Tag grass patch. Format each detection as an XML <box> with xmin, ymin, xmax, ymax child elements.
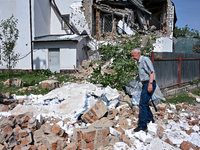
<box><xmin>192</xmin><ymin>88</ymin><xmax>200</xmax><ymax>96</ymax></box>
<box><xmin>0</xmin><ymin>70</ymin><xmax>80</xmax><ymax>95</ymax></box>
<box><xmin>165</xmin><ymin>93</ymin><xmax>196</xmax><ymax>105</ymax></box>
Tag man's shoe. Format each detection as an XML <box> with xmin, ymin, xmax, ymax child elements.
<box><xmin>147</xmin><ymin>120</ymin><xmax>155</xmax><ymax>123</ymax></box>
<box><xmin>134</xmin><ymin>126</ymin><xmax>147</xmax><ymax>132</ymax></box>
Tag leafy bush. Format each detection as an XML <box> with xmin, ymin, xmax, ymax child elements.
<box><xmin>89</xmin><ymin>33</ymin><xmax>155</xmax><ymax>91</ymax></box>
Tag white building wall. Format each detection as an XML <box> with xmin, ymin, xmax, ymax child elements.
<box><xmin>34</xmin><ymin>41</ymin><xmax>78</xmax><ymax>70</ymax></box>
<box><xmin>50</xmin><ymin>0</ymin><xmax>78</xmax><ymax>35</ymax></box>
<box><xmin>0</xmin><ymin>0</ymin><xmax>32</xmax><ymax>69</ymax></box>
<box><xmin>153</xmin><ymin>37</ymin><xmax>173</xmax><ymax>52</ymax></box>
<box><xmin>76</xmin><ymin>38</ymin><xmax>88</xmax><ymax>67</ymax></box>
<box><xmin>34</xmin><ymin>0</ymin><xmax>51</xmax><ymax>37</ymax></box>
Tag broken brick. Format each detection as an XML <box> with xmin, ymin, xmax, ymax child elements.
<box><xmin>51</xmin><ymin>124</ymin><xmax>61</xmax><ymax>135</ymax></box>
<box><xmin>81</xmin><ymin>100</ymin><xmax>107</xmax><ymax>123</ymax></box>
<box><xmin>38</xmin><ymin>145</ymin><xmax>48</xmax><ymax>150</ymax></box>
<box><xmin>0</xmin><ymin>105</ymin><xmax>9</xmax><ymax>112</ymax></box>
<box><xmin>18</xmin><ymin>130</ymin><xmax>28</xmax><ymax>138</ymax></box>
<box><xmin>180</xmin><ymin>141</ymin><xmax>199</xmax><ymax>150</ymax></box>
<box><xmin>2</xmin><ymin>125</ymin><xmax>13</xmax><ymax>141</ymax></box>
<box><xmin>21</xmin><ymin>134</ymin><xmax>32</xmax><ymax>146</ymax></box>
<box><xmin>64</xmin><ymin>142</ymin><xmax>77</xmax><ymax>150</ymax></box>
<box><xmin>0</xmin><ymin>144</ymin><xmax>6</xmax><ymax>150</ymax></box>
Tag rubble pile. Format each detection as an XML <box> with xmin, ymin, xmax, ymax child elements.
<box><xmin>0</xmin><ymin>82</ymin><xmax>199</xmax><ymax>150</ymax></box>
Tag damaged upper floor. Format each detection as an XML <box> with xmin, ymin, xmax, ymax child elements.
<box><xmin>80</xmin><ymin>0</ymin><xmax>177</xmax><ymax>40</ymax></box>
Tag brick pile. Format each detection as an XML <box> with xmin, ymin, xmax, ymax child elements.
<box><xmin>0</xmin><ymin>92</ymin><xmax>199</xmax><ymax>149</ymax></box>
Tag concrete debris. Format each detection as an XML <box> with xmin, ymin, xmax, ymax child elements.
<box><xmin>2</xmin><ymin>78</ymin><xmax>23</xmax><ymax>87</ymax></box>
<box><xmin>0</xmin><ymin>82</ymin><xmax>199</xmax><ymax>149</ymax></box>
<box><xmin>41</xmin><ymin>79</ymin><xmax>59</xmax><ymax>90</ymax></box>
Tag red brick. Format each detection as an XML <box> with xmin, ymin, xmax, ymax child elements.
<box><xmin>0</xmin><ymin>145</ymin><xmax>6</xmax><ymax>150</ymax></box>
<box><xmin>188</xmin><ymin>120</ymin><xmax>192</xmax><ymax>126</ymax></box>
<box><xmin>86</xmin><ymin>141</ymin><xmax>94</xmax><ymax>150</ymax></box>
<box><xmin>56</xmin><ymin>139</ymin><xmax>66</xmax><ymax>149</ymax></box>
<box><xmin>186</xmin><ymin>128</ymin><xmax>195</xmax><ymax>135</ymax></box>
<box><xmin>21</xmin><ymin>122</ymin><xmax>28</xmax><ymax>128</ymax></box>
<box><xmin>191</xmin><ymin>120</ymin><xmax>198</xmax><ymax>125</ymax></box>
<box><xmin>25</xmin><ymin>116</ymin><xmax>31</xmax><ymax>122</ymax></box>
<box><xmin>83</xmin><ymin>130</ymin><xmax>96</xmax><ymax>142</ymax></box>
<box><xmin>30</xmin><ymin>145</ymin><xmax>37</xmax><ymax>150</ymax></box>
<box><xmin>0</xmin><ymin>105</ymin><xmax>9</xmax><ymax>112</ymax></box>
<box><xmin>81</xmin><ymin>100</ymin><xmax>107</xmax><ymax>123</ymax></box>
<box><xmin>64</xmin><ymin>142</ymin><xmax>77</xmax><ymax>150</ymax></box>
<box><xmin>114</xmin><ymin>126</ymin><xmax>125</xmax><ymax>135</ymax></box>
<box><xmin>9</xmin><ymin>103</ymin><xmax>17</xmax><ymax>109</ymax></box>
<box><xmin>38</xmin><ymin>145</ymin><xmax>48</xmax><ymax>150</ymax></box>
<box><xmin>21</xmin><ymin>135</ymin><xmax>32</xmax><ymax>146</ymax></box>
<box><xmin>157</xmin><ymin>126</ymin><xmax>164</xmax><ymax>138</ymax></box>
<box><xmin>164</xmin><ymin>138</ymin><xmax>173</xmax><ymax>146</ymax></box>
<box><xmin>51</xmin><ymin>124</ymin><xmax>61</xmax><ymax>135</ymax></box>
<box><xmin>18</xmin><ymin>130</ymin><xmax>28</xmax><ymax>138</ymax></box>
<box><xmin>52</xmin><ymin>142</ymin><xmax>57</xmax><ymax>150</ymax></box>
<box><xmin>2</xmin><ymin>125</ymin><xmax>13</xmax><ymax>140</ymax></box>
<box><xmin>13</xmin><ymin>145</ymin><xmax>22</xmax><ymax>150</ymax></box>
<box><xmin>180</xmin><ymin>141</ymin><xmax>198</xmax><ymax>150</ymax></box>
<box><xmin>113</xmin><ymin>109</ymin><xmax>118</xmax><ymax>117</ymax></box>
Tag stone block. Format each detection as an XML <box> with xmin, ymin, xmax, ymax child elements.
<box><xmin>81</xmin><ymin>100</ymin><xmax>108</xmax><ymax>123</ymax></box>
<box><xmin>38</xmin><ymin>145</ymin><xmax>48</xmax><ymax>150</ymax></box>
<box><xmin>30</xmin><ymin>145</ymin><xmax>37</xmax><ymax>150</ymax></box>
<box><xmin>119</xmin><ymin>116</ymin><xmax>129</xmax><ymax>130</ymax></box>
<box><xmin>8</xmin><ymin>135</ymin><xmax>18</xmax><ymax>148</ymax></box>
<box><xmin>21</xmin><ymin>145</ymin><xmax>32</xmax><ymax>150</ymax></box>
<box><xmin>157</xmin><ymin>125</ymin><xmax>164</xmax><ymax>138</ymax></box>
<box><xmin>0</xmin><ymin>131</ymin><xmax>7</xmax><ymax>144</ymax></box>
<box><xmin>56</xmin><ymin>139</ymin><xmax>67</xmax><ymax>150</ymax></box>
<box><xmin>90</xmin><ymin>117</ymin><xmax>114</xmax><ymax>128</ymax></box>
<box><xmin>40</xmin><ymin>122</ymin><xmax>53</xmax><ymax>134</ymax></box>
<box><xmin>18</xmin><ymin>130</ymin><xmax>28</xmax><ymax>138</ymax></box>
<box><xmin>0</xmin><ymin>144</ymin><xmax>6</xmax><ymax>150</ymax></box>
<box><xmin>11</xmin><ymin>78</ymin><xmax>23</xmax><ymax>87</ymax></box>
<box><xmin>64</xmin><ymin>142</ymin><xmax>77</xmax><ymax>150</ymax></box>
<box><xmin>43</xmin><ymin>133</ymin><xmax>59</xmax><ymax>150</ymax></box>
<box><xmin>41</xmin><ymin>80</ymin><xmax>59</xmax><ymax>90</ymax></box>
<box><xmin>13</xmin><ymin>145</ymin><xmax>22</xmax><ymax>150</ymax></box>
<box><xmin>51</xmin><ymin>124</ymin><xmax>61</xmax><ymax>135</ymax></box>
<box><xmin>147</xmin><ymin>137</ymin><xmax>179</xmax><ymax>150</ymax></box>
<box><xmin>109</xmin><ymin>136</ymin><xmax>120</xmax><ymax>145</ymax></box>
<box><xmin>0</xmin><ymin>105</ymin><xmax>9</xmax><ymax>112</ymax></box>
<box><xmin>81</xmin><ymin>60</ymin><xmax>91</xmax><ymax>69</ymax></box>
<box><xmin>34</xmin><ymin>129</ymin><xmax>45</xmax><ymax>147</ymax></box>
<box><xmin>122</xmin><ymin>134</ymin><xmax>132</xmax><ymax>147</ymax></box>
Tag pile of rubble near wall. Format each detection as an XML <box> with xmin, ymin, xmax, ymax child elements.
<box><xmin>0</xmin><ymin>89</ymin><xmax>200</xmax><ymax>150</ymax></box>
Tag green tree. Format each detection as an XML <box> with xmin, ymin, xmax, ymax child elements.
<box><xmin>174</xmin><ymin>24</ymin><xmax>200</xmax><ymax>38</ymax></box>
<box><xmin>192</xmin><ymin>39</ymin><xmax>200</xmax><ymax>54</ymax></box>
<box><xmin>0</xmin><ymin>15</ymin><xmax>20</xmax><ymax>84</ymax></box>
<box><xmin>89</xmin><ymin>33</ymin><xmax>155</xmax><ymax>91</ymax></box>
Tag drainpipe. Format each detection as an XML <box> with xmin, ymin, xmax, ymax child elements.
<box><xmin>29</xmin><ymin>0</ymin><xmax>33</xmax><ymax>71</ymax></box>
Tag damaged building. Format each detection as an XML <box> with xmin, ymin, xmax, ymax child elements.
<box><xmin>82</xmin><ymin>0</ymin><xmax>177</xmax><ymax>52</ymax></box>
<box><xmin>0</xmin><ymin>0</ymin><xmax>177</xmax><ymax>72</ymax></box>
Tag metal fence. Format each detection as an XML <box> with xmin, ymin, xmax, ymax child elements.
<box><xmin>151</xmin><ymin>52</ymin><xmax>200</xmax><ymax>89</ymax></box>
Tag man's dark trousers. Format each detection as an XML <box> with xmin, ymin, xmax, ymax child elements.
<box><xmin>138</xmin><ymin>82</ymin><xmax>156</xmax><ymax>128</ymax></box>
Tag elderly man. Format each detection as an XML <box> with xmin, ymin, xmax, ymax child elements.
<box><xmin>131</xmin><ymin>48</ymin><xmax>156</xmax><ymax>132</ymax></box>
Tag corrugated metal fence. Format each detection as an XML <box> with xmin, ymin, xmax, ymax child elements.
<box><xmin>151</xmin><ymin>52</ymin><xmax>200</xmax><ymax>89</ymax></box>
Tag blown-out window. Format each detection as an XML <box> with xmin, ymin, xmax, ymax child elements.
<box><xmin>62</xmin><ymin>14</ymin><xmax>70</xmax><ymax>30</ymax></box>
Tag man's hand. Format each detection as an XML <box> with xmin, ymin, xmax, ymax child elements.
<box><xmin>148</xmin><ymin>83</ymin><xmax>153</xmax><ymax>93</ymax></box>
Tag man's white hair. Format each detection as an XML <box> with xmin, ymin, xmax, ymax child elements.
<box><xmin>133</xmin><ymin>48</ymin><xmax>141</xmax><ymax>53</ymax></box>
